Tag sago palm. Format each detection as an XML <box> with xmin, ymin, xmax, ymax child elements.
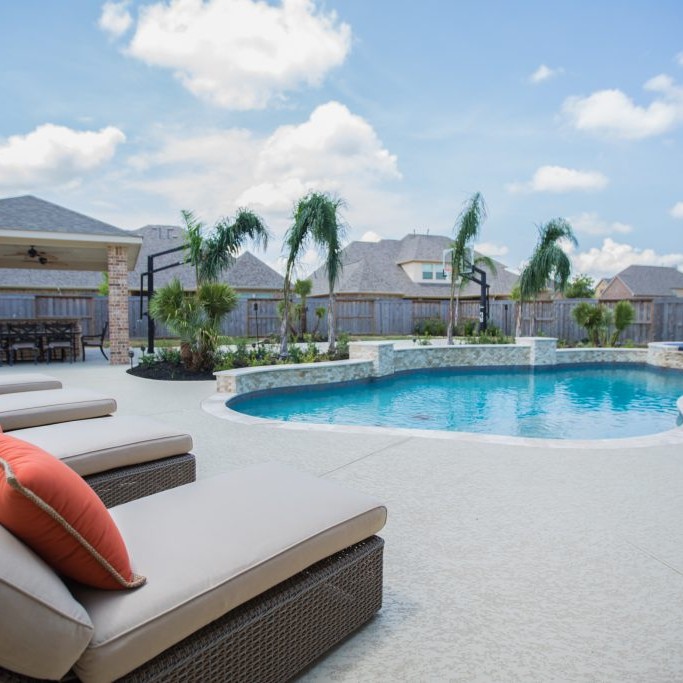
<box><xmin>150</xmin><ymin>208</ymin><xmax>269</xmax><ymax>371</ymax></box>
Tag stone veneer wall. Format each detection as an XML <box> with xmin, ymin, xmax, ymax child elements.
<box><xmin>216</xmin><ymin>359</ymin><xmax>373</xmax><ymax>395</ymax></box>
<box><xmin>215</xmin><ymin>337</ymin><xmax>677</xmax><ymax>396</ymax></box>
<box><xmin>556</xmin><ymin>348</ymin><xmax>648</xmax><ymax>364</ymax></box>
<box><xmin>107</xmin><ymin>245</ymin><xmax>130</xmax><ymax>365</ymax></box>
<box><xmin>392</xmin><ymin>344</ymin><xmax>529</xmax><ymax>371</ymax></box>
<box><xmin>647</xmin><ymin>342</ymin><xmax>683</xmax><ymax>370</ymax></box>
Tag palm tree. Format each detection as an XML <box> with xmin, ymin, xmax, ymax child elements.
<box><xmin>280</xmin><ymin>193</ymin><xmax>347</xmax><ymax>355</ymax></box>
<box><xmin>149</xmin><ymin>278</ymin><xmax>238</xmax><ymax>371</ymax></box>
<box><xmin>447</xmin><ymin>192</ymin><xmax>487</xmax><ymax>345</ymax></box>
<box><xmin>150</xmin><ymin>208</ymin><xmax>269</xmax><ymax>371</ymax></box>
<box><xmin>515</xmin><ymin>218</ymin><xmax>577</xmax><ymax>337</ymax></box>
<box><xmin>293</xmin><ymin>278</ymin><xmax>313</xmax><ymax>340</ymax></box>
<box><xmin>182</xmin><ymin>208</ymin><xmax>269</xmax><ymax>285</ymax></box>
<box><xmin>610</xmin><ymin>300</ymin><xmax>635</xmax><ymax>346</ymax></box>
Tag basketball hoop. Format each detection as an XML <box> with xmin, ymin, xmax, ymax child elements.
<box><xmin>442</xmin><ymin>248</ymin><xmax>453</xmax><ymax>280</ymax></box>
<box><xmin>462</xmin><ymin>245</ymin><xmax>475</xmax><ymax>275</ymax></box>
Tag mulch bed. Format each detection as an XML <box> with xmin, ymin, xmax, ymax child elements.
<box><xmin>127</xmin><ymin>361</ymin><xmax>215</xmax><ymax>381</ymax></box>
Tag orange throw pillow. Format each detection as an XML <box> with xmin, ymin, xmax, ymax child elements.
<box><xmin>0</xmin><ymin>433</ymin><xmax>145</xmax><ymax>590</ymax></box>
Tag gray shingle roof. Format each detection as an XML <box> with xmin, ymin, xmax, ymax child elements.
<box><xmin>614</xmin><ymin>265</ymin><xmax>683</xmax><ymax>297</ymax></box>
<box><xmin>0</xmin><ymin>195</ymin><xmax>130</xmax><ymax>236</ymax></box>
<box><xmin>395</xmin><ymin>233</ymin><xmax>452</xmax><ymax>263</ymax></box>
<box><xmin>309</xmin><ymin>234</ymin><xmax>518</xmax><ymax>299</ymax></box>
<box><xmin>0</xmin><ymin>223</ymin><xmax>284</xmax><ymax>293</ymax></box>
<box><xmin>130</xmin><ymin>225</ymin><xmax>283</xmax><ymax>292</ymax></box>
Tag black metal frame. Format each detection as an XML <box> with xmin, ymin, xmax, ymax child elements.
<box><xmin>461</xmin><ymin>265</ymin><xmax>490</xmax><ymax>331</ymax></box>
<box><xmin>138</xmin><ymin>246</ymin><xmax>185</xmax><ymax>354</ymax></box>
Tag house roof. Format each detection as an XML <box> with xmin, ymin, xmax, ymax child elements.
<box><xmin>395</xmin><ymin>233</ymin><xmax>452</xmax><ymax>264</ymax></box>
<box><xmin>0</xmin><ymin>195</ymin><xmax>141</xmax><ymax>270</ymax></box>
<box><xmin>130</xmin><ymin>224</ymin><xmax>284</xmax><ymax>292</ymax></box>
<box><xmin>309</xmin><ymin>234</ymin><xmax>518</xmax><ymax>299</ymax></box>
<box><xmin>0</xmin><ymin>223</ymin><xmax>284</xmax><ymax>293</ymax></box>
<box><xmin>609</xmin><ymin>265</ymin><xmax>683</xmax><ymax>297</ymax></box>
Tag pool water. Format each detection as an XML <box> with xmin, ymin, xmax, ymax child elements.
<box><xmin>229</xmin><ymin>364</ymin><xmax>683</xmax><ymax>439</ymax></box>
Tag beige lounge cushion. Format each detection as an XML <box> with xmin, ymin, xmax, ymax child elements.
<box><xmin>11</xmin><ymin>416</ymin><xmax>193</xmax><ymax>476</ymax></box>
<box><xmin>0</xmin><ymin>373</ymin><xmax>62</xmax><ymax>395</ymax></box>
<box><xmin>71</xmin><ymin>462</ymin><xmax>387</xmax><ymax>683</ymax></box>
<box><xmin>0</xmin><ymin>388</ymin><xmax>116</xmax><ymax>431</ymax></box>
<box><xmin>0</xmin><ymin>524</ymin><xmax>94</xmax><ymax>679</ymax></box>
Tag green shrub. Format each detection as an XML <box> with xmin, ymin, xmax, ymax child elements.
<box><xmin>463</xmin><ymin>319</ymin><xmax>477</xmax><ymax>336</ymax></box>
<box><xmin>414</xmin><ymin>317</ymin><xmax>446</xmax><ymax>336</ymax></box>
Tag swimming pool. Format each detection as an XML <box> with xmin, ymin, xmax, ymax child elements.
<box><xmin>228</xmin><ymin>364</ymin><xmax>683</xmax><ymax>440</ymax></box>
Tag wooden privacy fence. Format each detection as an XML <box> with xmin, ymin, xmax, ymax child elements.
<box><xmin>1</xmin><ymin>294</ymin><xmax>682</xmax><ymax>344</ymax></box>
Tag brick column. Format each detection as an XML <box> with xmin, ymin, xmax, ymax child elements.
<box><xmin>107</xmin><ymin>245</ymin><xmax>130</xmax><ymax>365</ymax></box>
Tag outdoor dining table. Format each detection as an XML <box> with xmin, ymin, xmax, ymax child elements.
<box><xmin>0</xmin><ymin>318</ymin><xmax>82</xmax><ymax>364</ymax></box>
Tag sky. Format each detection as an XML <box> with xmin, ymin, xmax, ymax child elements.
<box><xmin>1</xmin><ymin>0</ymin><xmax>682</xmax><ymax>281</ymax></box>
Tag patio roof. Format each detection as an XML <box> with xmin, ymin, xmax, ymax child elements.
<box><xmin>0</xmin><ymin>195</ymin><xmax>141</xmax><ymax>271</ymax></box>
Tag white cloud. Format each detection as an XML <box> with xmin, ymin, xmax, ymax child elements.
<box><xmin>529</xmin><ymin>64</ymin><xmax>562</xmax><ymax>84</ymax></box>
<box><xmin>507</xmin><ymin>165</ymin><xmax>608</xmax><ymax>194</ymax></box>
<box><xmin>569</xmin><ymin>212</ymin><xmax>633</xmax><ymax>236</ymax></box>
<box><xmin>360</xmin><ymin>231</ymin><xmax>382</xmax><ymax>242</ymax></box>
<box><xmin>475</xmin><ymin>241</ymin><xmax>509</xmax><ymax>258</ymax></box>
<box><xmin>677</xmin><ymin>52</ymin><xmax>683</xmax><ymax>67</ymax></box>
<box><xmin>127</xmin><ymin>101</ymin><xmax>404</xmax><ymax>258</ymax></box>
<box><xmin>562</xmin><ymin>74</ymin><xmax>683</xmax><ymax>139</ymax></box>
<box><xmin>0</xmin><ymin>124</ymin><xmax>126</xmax><ymax>189</ymax></box>
<box><xmin>98</xmin><ymin>1</ymin><xmax>133</xmax><ymax>38</ymax></box>
<box><xmin>568</xmin><ymin>238</ymin><xmax>683</xmax><ymax>279</ymax></box>
<box><xmin>122</xmin><ymin>0</ymin><xmax>351</xmax><ymax>109</ymax></box>
<box><xmin>670</xmin><ymin>201</ymin><xmax>683</xmax><ymax>218</ymax></box>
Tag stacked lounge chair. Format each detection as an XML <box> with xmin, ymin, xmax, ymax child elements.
<box><xmin>0</xmin><ymin>375</ymin><xmax>196</xmax><ymax>506</ymax></box>
<box><xmin>0</xmin><ymin>375</ymin><xmax>387</xmax><ymax>682</ymax></box>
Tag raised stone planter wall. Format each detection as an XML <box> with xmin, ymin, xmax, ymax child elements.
<box><xmin>557</xmin><ymin>348</ymin><xmax>648</xmax><ymax>364</ymax></box>
<box><xmin>215</xmin><ymin>337</ymin><xmax>677</xmax><ymax>396</ymax></box>
<box><xmin>648</xmin><ymin>342</ymin><xmax>683</xmax><ymax>370</ymax></box>
<box><xmin>392</xmin><ymin>344</ymin><xmax>530</xmax><ymax>371</ymax></box>
<box><xmin>215</xmin><ymin>359</ymin><xmax>373</xmax><ymax>395</ymax></box>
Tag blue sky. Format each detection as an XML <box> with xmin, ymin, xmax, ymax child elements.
<box><xmin>1</xmin><ymin>0</ymin><xmax>682</xmax><ymax>279</ymax></box>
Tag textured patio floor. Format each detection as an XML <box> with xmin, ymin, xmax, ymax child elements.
<box><xmin>3</xmin><ymin>355</ymin><xmax>683</xmax><ymax>682</ymax></box>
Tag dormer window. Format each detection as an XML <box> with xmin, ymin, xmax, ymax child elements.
<box><xmin>421</xmin><ymin>264</ymin><xmax>447</xmax><ymax>281</ymax></box>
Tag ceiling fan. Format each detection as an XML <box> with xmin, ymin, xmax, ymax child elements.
<box><xmin>24</xmin><ymin>245</ymin><xmax>53</xmax><ymax>265</ymax></box>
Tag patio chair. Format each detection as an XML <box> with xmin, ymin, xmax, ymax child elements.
<box><xmin>81</xmin><ymin>321</ymin><xmax>108</xmax><ymax>361</ymax></box>
<box><xmin>0</xmin><ymin>462</ymin><xmax>386</xmax><ymax>682</ymax></box>
<box><xmin>44</xmin><ymin>321</ymin><xmax>78</xmax><ymax>363</ymax></box>
<box><xmin>7</xmin><ymin>323</ymin><xmax>40</xmax><ymax>365</ymax></box>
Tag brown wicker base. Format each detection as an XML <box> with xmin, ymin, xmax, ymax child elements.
<box><xmin>0</xmin><ymin>536</ymin><xmax>384</xmax><ymax>683</ymax></box>
<box><xmin>84</xmin><ymin>453</ymin><xmax>196</xmax><ymax>508</ymax></box>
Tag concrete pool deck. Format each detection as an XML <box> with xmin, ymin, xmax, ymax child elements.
<box><xmin>3</xmin><ymin>356</ymin><xmax>683</xmax><ymax>681</ymax></box>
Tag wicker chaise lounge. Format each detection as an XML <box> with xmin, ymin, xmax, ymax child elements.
<box><xmin>0</xmin><ymin>462</ymin><xmax>387</xmax><ymax>682</ymax></box>
<box><xmin>0</xmin><ymin>379</ymin><xmax>196</xmax><ymax>506</ymax></box>
<box><xmin>8</xmin><ymin>415</ymin><xmax>196</xmax><ymax>507</ymax></box>
<box><xmin>0</xmin><ymin>373</ymin><xmax>62</xmax><ymax>395</ymax></box>
<box><xmin>0</xmin><ymin>388</ymin><xmax>116</xmax><ymax>431</ymax></box>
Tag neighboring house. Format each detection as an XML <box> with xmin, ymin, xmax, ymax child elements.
<box><xmin>308</xmin><ymin>233</ymin><xmax>518</xmax><ymax>300</ymax></box>
<box><xmin>130</xmin><ymin>225</ymin><xmax>284</xmax><ymax>297</ymax></box>
<box><xmin>0</xmin><ymin>223</ymin><xmax>284</xmax><ymax>298</ymax></box>
<box><xmin>593</xmin><ymin>277</ymin><xmax>611</xmax><ymax>298</ymax></box>
<box><xmin>599</xmin><ymin>265</ymin><xmax>683</xmax><ymax>300</ymax></box>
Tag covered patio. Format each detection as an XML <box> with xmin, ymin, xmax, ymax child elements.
<box><xmin>0</xmin><ymin>195</ymin><xmax>141</xmax><ymax>364</ymax></box>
